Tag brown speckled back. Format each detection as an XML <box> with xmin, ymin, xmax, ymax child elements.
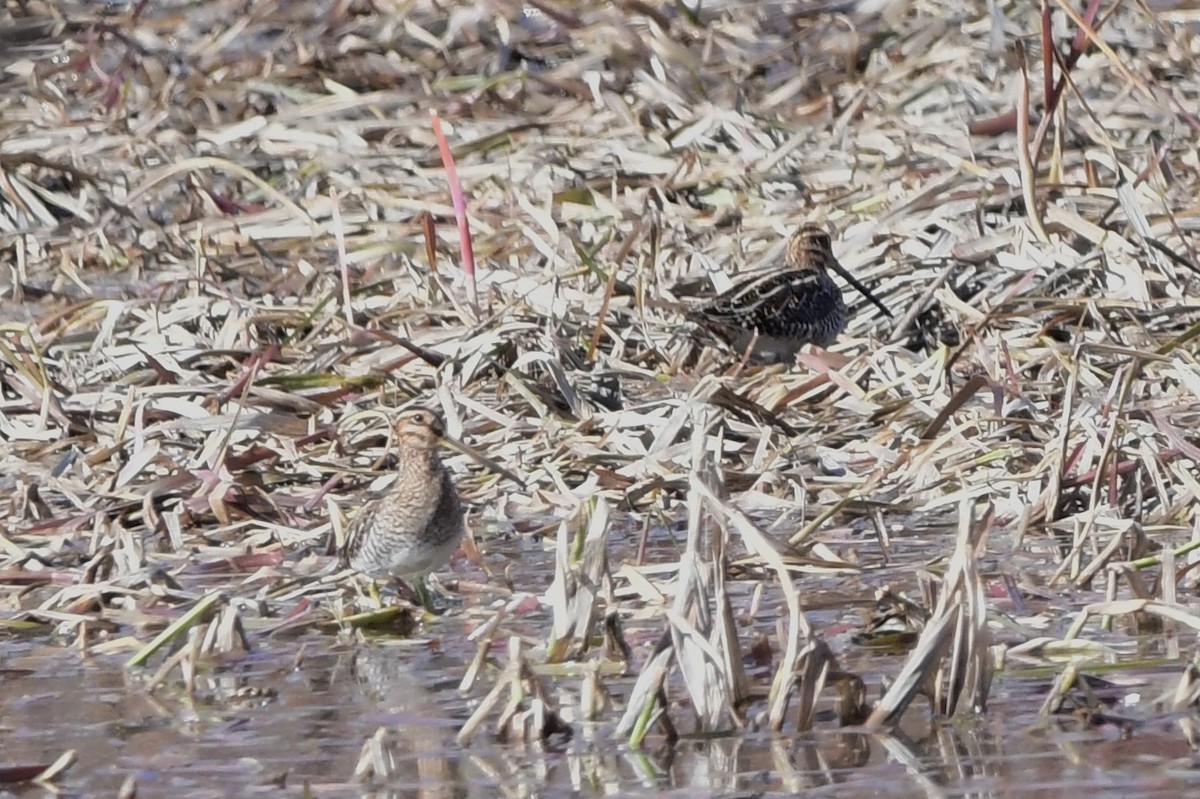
<box><xmin>341</xmin><ymin>408</ymin><xmax>465</xmax><ymax>578</ymax></box>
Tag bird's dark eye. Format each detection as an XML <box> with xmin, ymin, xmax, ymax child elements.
<box><xmin>413</xmin><ymin>412</ymin><xmax>426</xmax><ymax>424</ymax></box>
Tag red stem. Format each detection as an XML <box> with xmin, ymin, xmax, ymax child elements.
<box><xmin>430</xmin><ymin>110</ymin><xmax>479</xmax><ymax>316</ymax></box>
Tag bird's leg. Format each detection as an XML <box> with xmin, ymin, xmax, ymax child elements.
<box><xmin>409</xmin><ymin>574</ymin><xmax>457</xmax><ymax>616</ymax></box>
<box><xmin>367</xmin><ymin>579</ymin><xmax>384</xmax><ymax>610</ymax></box>
<box><xmin>389</xmin><ymin>576</ymin><xmax>440</xmax><ymax>615</ymax></box>
<box><xmin>390</xmin><ymin>576</ymin><xmax>421</xmax><ymax>605</ymax></box>
<box><xmin>413</xmin><ymin>577</ymin><xmax>438</xmax><ymax>615</ymax></box>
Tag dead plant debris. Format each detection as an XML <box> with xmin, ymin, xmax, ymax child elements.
<box><xmin>3</xmin><ymin>0</ymin><xmax>1200</xmax><ymax>789</ymax></box>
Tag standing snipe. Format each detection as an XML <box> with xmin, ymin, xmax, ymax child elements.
<box><xmin>340</xmin><ymin>408</ymin><xmax>465</xmax><ymax>603</ymax></box>
<box><xmin>687</xmin><ymin>225</ymin><xmax>892</xmax><ymax>361</ymax></box>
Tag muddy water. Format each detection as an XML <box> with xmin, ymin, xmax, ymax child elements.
<box><xmin>0</xmin><ymin>507</ymin><xmax>1191</xmax><ymax>796</ymax></box>
<box><xmin>4</xmin><ymin>552</ymin><xmax>1199</xmax><ymax>799</ymax></box>
<box><xmin>2</xmin><ymin>635</ymin><xmax>1198</xmax><ymax>798</ymax></box>
<box><xmin>3</xmin><ymin>633</ymin><xmax>468</xmax><ymax>797</ymax></box>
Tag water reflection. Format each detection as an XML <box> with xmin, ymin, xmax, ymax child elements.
<box><xmin>456</xmin><ymin>723</ymin><xmax>985</xmax><ymax>797</ymax></box>
<box><xmin>347</xmin><ymin>645</ymin><xmax>467</xmax><ymax>799</ymax></box>
<box><xmin>4</xmin><ymin>634</ymin><xmax>1200</xmax><ymax>797</ymax></box>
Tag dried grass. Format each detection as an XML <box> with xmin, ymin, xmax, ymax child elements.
<box><xmin>4</xmin><ymin>0</ymin><xmax>1200</xmax><ymax>767</ymax></box>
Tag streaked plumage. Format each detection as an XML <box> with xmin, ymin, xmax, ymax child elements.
<box><xmin>687</xmin><ymin>226</ymin><xmax>892</xmax><ymax>361</ymax></box>
<box><xmin>340</xmin><ymin>409</ymin><xmax>464</xmax><ymax>582</ymax></box>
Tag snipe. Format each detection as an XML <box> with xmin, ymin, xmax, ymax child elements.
<box><xmin>687</xmin><ymin>225</ymin><xmax>892</xmax><ymax>361</ymax></box>
<box><xmin>340</xmin><ymin>408</ymin><xmax>465</xmax><ymax>604</ymax></box>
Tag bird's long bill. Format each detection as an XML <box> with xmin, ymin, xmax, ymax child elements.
<box><xmin>827</xmin><ymin>259</ymin><xmax>893</xmax><ymax>318</ymax></box>
<box><xmin>443</xmin><ymin>434</ymin><xmax>527</xmax><ymax>489</ymax></box>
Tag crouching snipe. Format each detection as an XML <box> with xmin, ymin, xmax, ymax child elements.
<box><xmin>687</xmin><ymin>225</ymin><xmax>892</xmax><ymax>362</ymax></box>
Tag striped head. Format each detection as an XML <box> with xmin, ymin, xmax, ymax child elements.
<box><xmin>788</xmin><ymin>225</ymin><xmax>893</xmax><ymax>319</ymax></box>
<box><xmin>395</xmin><ymin>408</ymin><xmax>445</xmax><ymax>451</ymax></box>
<box><xmin>785</xmin><ymin>225</ymin><xmax>835</xmax><ymax>271</ymax></box>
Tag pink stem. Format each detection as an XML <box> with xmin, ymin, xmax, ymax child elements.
<box><xmin>430</xmin><ymin>110</ymin><xmax>479</xmax><ymax>316</ymax></box>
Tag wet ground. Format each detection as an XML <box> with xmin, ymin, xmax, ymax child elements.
<box><xmin>4</xmin><ymin>626</ymin><xmax>1199</xmax><ymax>798</ymax></box>
<box><xmin>4</xmin><ymin>525</ymin><xmax>1199</xmax><ymax>798</ymax></box>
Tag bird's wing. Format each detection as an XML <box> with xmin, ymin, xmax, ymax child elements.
<box><xmin>340</xmin><ymin>498</ymin><xmax>378</xmax><ymax>563</ymax></box>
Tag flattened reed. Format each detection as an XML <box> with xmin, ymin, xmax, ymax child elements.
<box><xmin>3</xmin><ymin>0</ymin><xmax>1200</xmax><ymax>752</ymax></box>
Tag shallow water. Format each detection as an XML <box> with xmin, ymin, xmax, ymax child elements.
<box><xmin>2</xmin><ymin>499</ymin><xmax>1192</xmax><ymax>796</ymax></box>
<box><xmin>5</xmin><ymin>512</ymin><xmax>1199</xmax><ymax>799</ymax></box>
<box><xmin>4</xmin><ymin>623</ymin><xmax>1200</xmax><ymax>798</ymax></box>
